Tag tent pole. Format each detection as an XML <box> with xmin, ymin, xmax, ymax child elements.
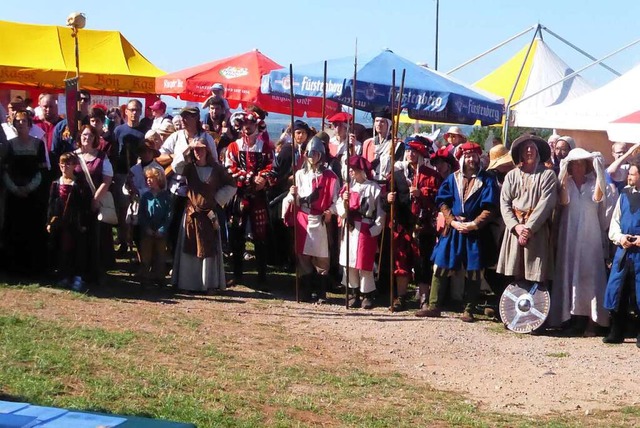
<box><xmin>447</xmin><ymin>25</ymin><xmax>536</xmax><ymax>74</ymax></box>
<box><xmin>504</xmin><ymin>24</ymin><xmax>541</xmax><ymax>145</ymax></box>
<box><xmin>321</xmin><ymin>60</ymin><xmax>327</xmax><ymax>131</ymax></box>
<box><xmin>542</xmin><ymin>25</ymin><xmax>621</xmax><ymax>77</ymax></box>
<box><xmin>510</xmin><ymin>36</ymin><xmax>640</xmax><ymax>110</ymax></box>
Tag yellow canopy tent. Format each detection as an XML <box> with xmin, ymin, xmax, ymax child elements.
<box><xmin>473</xmin><ymin>40</ymin><xmax>537</xmax><ymax>107</ymax></box>
<box><xmin>473</xmin><ymin>38</ymin><xmax>593</xmax><ymax>127</ymax></box>
<box><xmin>0</xmin><ymin>20</ymin><xmax>164</xmax><ymax>95</ymax></box>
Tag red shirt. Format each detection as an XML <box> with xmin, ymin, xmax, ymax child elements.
<box><xmin>34</xmin><ymin>117</ymin><xmax>62</xmax><ymax>151</ymax></box>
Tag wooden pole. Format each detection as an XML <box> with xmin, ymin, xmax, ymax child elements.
<box><xmin>289</xmin><ymin>64</ymin><xmax>299</xmax><ymax>303</ymax></box>
<box><xmin>389</xmin><ymin>69</ymin><xmax>406</xmax><ymax>312</ymax></box>
<box><xmin>346</xmin><ymin>40</ymin><xmax>357</xmax><ymax>309</ymax></box>
<box><xmin>388</xmin><ymin>70</ymin><xmax>396</xmax><ymax>312</ymax></box>
<box><xmin>321</xmin><ymin>60</ymin><xmax>327</xmax><ymax>132</ymax></box>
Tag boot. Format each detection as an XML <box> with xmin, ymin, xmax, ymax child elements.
<box><xmin>299</xmin><ymin>274</ymin><xmax>315</xmax><ymax>302</ymax></box>
<box><xmin>362</xmin><ymin>292</ymin><xmax>375</xmax><ymax>310</ymax></box>
<box><xmin>561</xmin><ymin>315</ymin><xmax>589</xmax><ymax>337</ymax></box>
<box><xmin>316</xmin><ymin>275</ymin><xmax>329</xmax><ymax>304</ymax></box>
<box><xmin>460</xmin><ymin>311</ymin><xmax>475</xmax><ymax>323</ymax></box>
<box><xmin>232</xmin><ymin>243</ymin><xmax>244</xmax><ymax>284</ymax></box>
<box><xmin>254</xmin><ymin>242</ymin><xmax>268</xmax><ymax>289</ymax></box>
<box><xmin>416</xmin><ymin>275</ymin><xmax>447</xmax><ymax>317</ymax></box>
<box><xmin>392</xmin><ymin>295</ymin><xmax>407</xmax><ymax>312</ymax></box>
<box><xmin>603</xmin><ymin>311</ymin><xmax>625</xmax><ymax>344</ymax></box>
<box><xmin>348</xmin><ymin>289</ymin><xmax>361</xmax><ymax>308</ymax></box>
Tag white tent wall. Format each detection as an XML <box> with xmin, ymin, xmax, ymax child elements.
<box><xmin>516</xmin><ymin>62</ymin><xmax>640</xmax><ymax>131</ymax></box>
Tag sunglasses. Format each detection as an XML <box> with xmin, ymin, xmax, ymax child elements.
<box><xmin>80</xmin><ymin>98</ymin><xmax>90</xmax><ymax>103</ymax></box>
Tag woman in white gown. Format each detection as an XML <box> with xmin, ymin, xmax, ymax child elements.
<box><xmin>549</xmin><ymin>148</ymin><xmax>609</xmax><ymax>334</ymax></box>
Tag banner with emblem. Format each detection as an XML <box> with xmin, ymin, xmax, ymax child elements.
<box><xmin>263</xmin><ymin>49</ymin><xmax>505</xmax><ymax>126</ymax></box>
<box><xmin>64</xmin><ymin>77</ymin><xmax>78</xmax><ymax>137</ymax></box>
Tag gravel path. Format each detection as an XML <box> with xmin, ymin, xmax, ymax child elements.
<box><xmin>233</xmin><ymin>296</ymin><xmax>640</xmax><ymax>416</ymax></box>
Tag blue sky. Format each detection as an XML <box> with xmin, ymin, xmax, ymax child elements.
<box><xmin>5</xmin><ymin>0</ymin><xmax>640</xmax><ymax>91</ymax></box>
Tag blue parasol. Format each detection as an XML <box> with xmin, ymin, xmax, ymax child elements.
<box><xmin>261</xmin><ymin>49</ymin><xmax>504</xmax><ymax>125</ymax></box>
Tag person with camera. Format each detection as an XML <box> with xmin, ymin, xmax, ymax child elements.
<box><xmin>603</xmin><ymin>162</ymin><xmax>640</xmax><ymax>346</ymax></box>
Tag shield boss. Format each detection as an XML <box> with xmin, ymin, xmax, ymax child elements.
<box><xmin>499</xmin><ymin>281</ymin><xmax>550</xmax><ymax>333</ymax></box>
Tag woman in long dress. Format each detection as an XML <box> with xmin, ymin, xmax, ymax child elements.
<box><xmin>74</xmin><ymin>124</ymin><xmax>115</xmax><ymax>280</ymax></box>
<box><xmin>171</xmin><ymin>137</ymin><xmax>236</xmax><ymax>293</ymax></box>
<box><xmin>549</xmin><ymin>148</ymin><xmax>609</xmax><ymax>334</ymax></box>
<box><xmin>2</xmin><ymin>111</ymin><xmax>48</xmax><ymax>275</ymax></box>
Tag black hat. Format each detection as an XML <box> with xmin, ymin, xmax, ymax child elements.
<box><xmin>372</xmin><ymin>109</ymin><xmax>392</xmax><ymax>120</ymax></box>
<box><xmin>293</xmin><ymin>120</ymin><xmax>311</xmax><ymax>134</ymax></box>
<box><xmin>510</xmin><ymin>134</ymin><xmax>551</xmax><ymax>164</ymax></box>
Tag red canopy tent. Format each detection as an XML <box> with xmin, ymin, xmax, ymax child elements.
<box><xmin>155</xmin><ymin>49</ymin><xmax>339</xmax><ymax>118</ymax></box>
<box><xmin>607</xmin><ymin>110</ymin><xmax>640</xmax><ymax>143</ymax></box>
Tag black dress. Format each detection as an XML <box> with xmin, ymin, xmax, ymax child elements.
<box><xmin>2</xmin><ymin>137</ymin><xmax>48</xmax><ymax>274</ymax></box>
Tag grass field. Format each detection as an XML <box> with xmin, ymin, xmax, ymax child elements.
<box><xmin>1</xmin><ymin>281</ymin><xmax>640</xmax><ymax>427</ymax></box>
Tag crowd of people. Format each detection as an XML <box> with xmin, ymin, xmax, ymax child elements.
<box><xmin>2</xmin><ymin>83</ymin><xmax>640</xmax><ymax>345</ymax></box>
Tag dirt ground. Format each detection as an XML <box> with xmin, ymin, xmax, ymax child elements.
<box><xmin>3</xmin><ymin>279</ymin><xmax>640</xmax><ymax>419</ymax></box>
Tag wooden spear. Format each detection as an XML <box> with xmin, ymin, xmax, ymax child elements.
<box><xmin>288</xmin><ymin>64</ymin><xmax>300</xmax><ymax>303</ymax></box>
<box><xmin>389</xmin><ymin>69</ymin><xmax>406</xmax><ymax>312</ymax></box>
<box><xmin>321</xmin><ymin>60</ymin><xmax>327</xmax><ymax>132</ymax></box>
<box><xmin>345</xmin><ymin>40</ymin><xmax>357</xmax><ymax>309</ymax></box>
<box><xmin>388</xmin><ymin>70</ymin><xmax>396</xmax><ymax>312</ymax></box>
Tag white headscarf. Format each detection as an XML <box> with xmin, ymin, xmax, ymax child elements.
<box><xmin>558</xmin><ymin>148</ymin><xmax>605</xmax><ymax>197</ymax></box>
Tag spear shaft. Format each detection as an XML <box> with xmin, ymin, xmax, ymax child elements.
<box><xmin>288</xmin><ymin>64</ymin><xmax>299</xmax><ymax>303</ymax></box>
<box><xmin>345</xmin><ymin>40</ymin><xmax>357</xmax><ymax>309</ymax></box>
<box><xmin>321</xmin><ymin>60</ymin><xmax>327</xmax><ymax>131</ymax></box>
<box><xmin>389</xmin><ymin>69</ymin><xmax>406</xmax><ymax>312</ymax></box>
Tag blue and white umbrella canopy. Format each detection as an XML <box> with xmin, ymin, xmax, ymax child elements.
<box><xmin>262</xmin><ymin>49</ymin><xmax>504</xmax><ymax>125</ymax></box>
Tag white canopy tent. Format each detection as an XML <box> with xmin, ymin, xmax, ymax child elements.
<box><xmin>514</xmin><ymin>61</ymin><xmax>640</xmax><ymax>132</ymax></box>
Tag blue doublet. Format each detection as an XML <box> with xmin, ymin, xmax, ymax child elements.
<box><xmin>431</xmin><ymin>170</ymin><xmax>499</xmax><ymax>271</ymax></box>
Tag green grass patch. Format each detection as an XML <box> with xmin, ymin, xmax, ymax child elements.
<box><xmin>546</xmin><ymin>352</ymin><xmax>570</xmax><ymax>358</ymax></box>
<box><xmin>1</xmin><ymin>287</ymin><xmax>639</xmax><ymax>427</ymax></box>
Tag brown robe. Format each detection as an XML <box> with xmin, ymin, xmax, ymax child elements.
<box><xmin>497</xmin><ymin>164</ymin><xmax>558</xmax><ymax>282</ymax></box>
<box><xmin>182</xmin><ymin>162</ymin><xmax>235</xmax><ymax>258</ymax></box>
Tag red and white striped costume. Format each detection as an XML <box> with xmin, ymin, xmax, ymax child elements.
<box><xmin>225</xmin><ymin>134</ymin><xmax>275</xmax><ymax>190</ymax></box>
<box><xmin>337</xmin><ymin>179</ymin><xmax>386</xmax><ymax>292</ymax></box>
<box><xmin>282</xmin><ymin>167</ymin><xmax>339</xmax><ymax>259</ymax></box>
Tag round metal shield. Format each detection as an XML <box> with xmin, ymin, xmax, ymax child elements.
<box><xmin>499</xmin><ymin>281</ymin><xmax>550</xmax><ymax>334</ymax></box>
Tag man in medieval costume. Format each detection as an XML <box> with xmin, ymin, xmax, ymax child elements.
<box><xmin>386</xmin><ymin>135</ymin><xmax>441</xmax><ymax>311</ymax></box>
<box><xmin>496</xmin><ymin>134</ymin><xmax>557</xmax><ymax>289</ymax></box>
<box><xmin>225</xmin><ymin>110</ymin><xmax>275</xmax><ymax>285</ymax></box>
<box><xmin>416</xmin><ymin>142</ymin><xmax>499</xmax><ymax>322</ymax></box>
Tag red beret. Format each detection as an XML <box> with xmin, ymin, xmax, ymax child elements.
<box><xmin>347</xmin><ymin>155</ymin><xmax>372</xmax><ymax>179</ymax></box>
<box><xmin>455</xmin><ymin>142</ymin><xmax>482</xmax><ymax>160</ymax></box>
<box><xmin>404</xmin><ymin>136</ymin><xmax>432</xmax><ymax>158</ymax></box>
<box><xmin>327</xmin><ymin>112</ymin><xmax>353</xmax><ymax>123</ymax></box>
<box><xmin>431</xmin><ymin>147</ymin><xmax>460</xmax><ymax>171</ymax></box>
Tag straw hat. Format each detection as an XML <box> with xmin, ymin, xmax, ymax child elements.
<box><xmin>487</xmin><ymin>144</ymin><xmax>514</xmax><ymax>170</ymax></box>
<box><xmin>443</xmin><ymin>126</ymin><xmax>466</xmax><ymax>140</ymax></box>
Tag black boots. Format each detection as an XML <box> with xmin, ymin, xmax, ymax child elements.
<box><xmin>348</xmin><ymin>289</ymin><xmax>361</xmax><ymax>308</ymax></box>
<box><xmin>603</xmin><ymin>311</ymin><xmax>625</xmax><ymax>344</ymax></box>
